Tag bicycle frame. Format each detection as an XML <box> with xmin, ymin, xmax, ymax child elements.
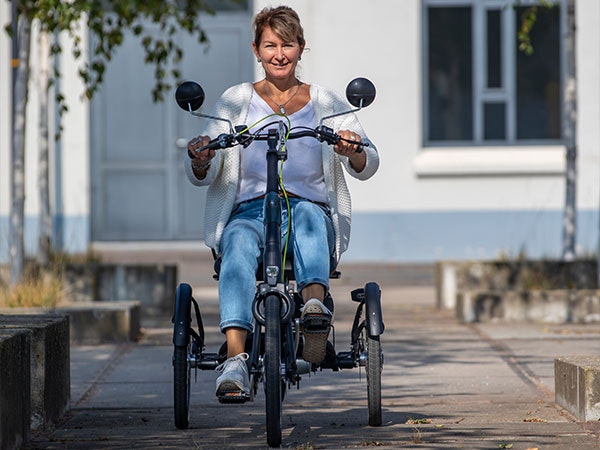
<box><xmin>246</xmin><ymin>125</ymin><xmax>299</xmax><ymax>394</ymax></box>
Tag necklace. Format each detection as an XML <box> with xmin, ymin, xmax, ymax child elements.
<box><xmin>264</xmin><ymin>80</ymin><xmax>302</xmax><ymax>114</ymax></box>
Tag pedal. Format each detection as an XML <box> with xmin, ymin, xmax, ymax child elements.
<box><xmin>301</xmin><ymin>314</ymin><xmax>331</xmax><ymax>333</ymax></box>
<box><xmin>217</xmin><ymin>390</ymin><xmax>251</xmax><ymax>404</ymax></box>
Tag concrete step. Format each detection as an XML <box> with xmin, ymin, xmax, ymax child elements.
<box><xmin>0</xmin><ymin>329</ymin><xmax>30</xmax><ymax>450</ymax></box>
<box><xmin>0</xmin><ymin>315</ymin><xmax>70</xmax><ymax>431</ymax></box>
<box><xmin>1</xmin><ymin>300</ymin><xmax>141</xmax><ymax>344</ymax></box>
<box><xmin>457</xmin><ymin>289</ymin><xmax>600</xmax><ymax>323</ymax></box>
<box><xmin>555</xmin><ymin>356</ymin><xmax>600</xmax><ymax>421</ymax></box>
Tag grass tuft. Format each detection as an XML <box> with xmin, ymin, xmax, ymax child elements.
<box><xmin>0</xmin><ymin>268</ymin><xmax>65</xmax><ymax>308</ymax></box>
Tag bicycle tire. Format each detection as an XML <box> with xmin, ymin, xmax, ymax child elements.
<box><xmin>173</xmin><ymin>345</ymin><xmax>191</xmax><ymax>429</ymax></box>
<box><xmin>366</xmin><ymin>334</ymin><xmax>382</xmax><ymax>426</ymax></box>
<box><xmin>264</xmin><ymin>294</ymin><xmax>282</xmax><ymax>447</ymax></box>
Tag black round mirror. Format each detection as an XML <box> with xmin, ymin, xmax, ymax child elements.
<box><xmin>175</xmin><ymin>81</ymin><xmax>205</xmax><ymax>112</ymax></box>
<box><xmin>345</xmin><ymin>77</ymin><xmax>376</xmax><ymax>108</ymax></box>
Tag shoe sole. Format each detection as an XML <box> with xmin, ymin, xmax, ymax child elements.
<box><xmin>216</xmin><ymin>379</ymin><xmax>249</xmax><ymax>392</ymax></box>
<box><xmin>301</xmin><ymin>303</ymin><xmax>331</xmax><ymax>364</ymax></box>
<box><xmin>217</xmin><ymin>390</ymin><xmax>251</xmax><ymax>404</ymax></box>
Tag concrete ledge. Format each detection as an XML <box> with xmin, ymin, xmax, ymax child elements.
<box><xmin>0</xmin><ymin>300</ymin><xmax>141</xmax><ymax>344</ymax></box>
<box><xmin>457</xmin><ymin>289</ymin><xmax>600</xmax><ymax>323</ymax></box>
<box><xmin>436</xmin><ymin>259</ymin><xmax>597</xmax><ymax>310</ymax></box>
<box><xmin>61</xmin><ymin>301</ymin><xmax>141</xmax><ymax>344</ymax></box>
<box><xmin>0</xmin><ymin>329</ymin><xmax>31</xmax><ymax>449</ymax></box>
<box><xmin>65</xmin><ymin>263</ymin><xmax>176</xmax><ymax>316</ymax></box>
<box><xmin>555</xmin><ymin>356</ymin><xmax>600</xmax><ymax>421</ymax></box>
<box><xmin>0</xmin><ymin>314</ymin><xmax>70</xmax><ymax>430</ymax></box>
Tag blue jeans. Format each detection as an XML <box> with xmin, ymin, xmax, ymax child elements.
<box><xmin>218</xmin><ymin>197</ymin><xmax>335</xmax><ymax>332</ymax></box>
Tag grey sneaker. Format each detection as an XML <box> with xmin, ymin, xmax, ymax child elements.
<box><xmin>300</xmin><ymin>298</ymin><xmax>332</xmax><ymax>364</ymax></box>
<box><xmin>215</xmin><ymin>353</ymin><xmax>250</xmax><ymax>397</ymax></box>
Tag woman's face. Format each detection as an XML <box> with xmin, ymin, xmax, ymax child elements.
<box><xmin>253</xmin><ymin>26</ymin><xmax>304</xmax><ymax>81</ymax></box>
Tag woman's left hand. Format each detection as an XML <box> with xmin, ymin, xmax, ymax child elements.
<box><xmin>334</xmin><ymin>130</ymin><xmax>366</xmax><ymax>172</ymax></box>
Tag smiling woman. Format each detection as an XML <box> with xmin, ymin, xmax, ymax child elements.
<box><xmin>183</xmin><ymin>3</ymin><xmax>379</xmax><ymax>403</ymax></box>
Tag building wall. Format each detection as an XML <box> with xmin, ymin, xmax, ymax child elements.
<box><xmin>254</xmin><ymin>0</ymin><xmax>600</xmax><ymax>262</ymax></box>
<box><xmin>1</xmin><ymin>0</ymin><xmax>599</xmax><ymax>263</ymax></box>
<box><xmin>0</xmin><ymin>10</ymin><xmax>89</xmax><ymax>260</ymax></box>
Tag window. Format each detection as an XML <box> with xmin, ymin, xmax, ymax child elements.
<box><xmin>424</xmin><ymin>0</ymin><xmax>563</xmax><ymax>145</ymax></box>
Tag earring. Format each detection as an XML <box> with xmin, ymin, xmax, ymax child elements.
<box><xmin>257</xmin><ymin>58</ymin><xmax>261</xmax><ymax>63</ymax></box>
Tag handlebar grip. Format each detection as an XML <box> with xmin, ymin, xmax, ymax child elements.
<box><xmin>187</xmin><ymin>133</ymin><xmax>233</xmax><ymax>158</ymax></box>
<box><xmin>354</xmin><ymin>141</ymin><xmax>369</xmax><ymax>153</ymax></box>
<box><xmin>316</xmin><ymin>126</ymin><xmax>368</xmax><ymax>153</ymax></box>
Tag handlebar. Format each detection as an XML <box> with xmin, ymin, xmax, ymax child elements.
<box><xmin>187</xmin><ymin>123</ymin><xmax>369</xmax><ymax>159</ymax></box>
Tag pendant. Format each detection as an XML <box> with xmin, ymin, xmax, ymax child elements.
<box><xmin>279</xmin><ymin>105</ymin><xmax>286</xmax><ymax>114</ymax></box>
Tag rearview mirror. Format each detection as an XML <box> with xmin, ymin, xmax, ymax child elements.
<box><xmin>345</xmin><ymin>77</ymin><xmax>376</xmax><ymax>108</ymax></box>
<box><xmin>175</xmin><ymin>81</ymin><xmax>205</xmax><ymax>112</ymax></box>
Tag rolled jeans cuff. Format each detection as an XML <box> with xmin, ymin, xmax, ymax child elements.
<box><xmin>220</xmin><ymin>319</ymin><xmax>254</xmax><ymax>334</ymax></box>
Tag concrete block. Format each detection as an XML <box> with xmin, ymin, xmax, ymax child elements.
<box><xmin>65</xmin><ymin>263</ymin><xmax>177</xmax><ymax>316</ymax></box>
<box><xmin>555</xmin><ymin>356</ymin><xmax>600</xmax><ymax>421</ymax></box>
<box><xmin>0</xmin><ymin>314</ymin><xmax>70</xmax><ymax>430</ymax></box>
<box><xmin>0</xmin><ymin>329</ymin><xmax>31</xmax><ymax>449</ymax></box>
<box><xmin>457</xmin><ymin>289</ymin><xmax>600</xmax><ymax>323</ymax></box>
<box><xmin>60</xmin><ymin>301</ymin><xmax>141</xmax><ymax>344</ymax></box>
<box><xmin>1</xmin><ymin>301</ymin><xmax>141</xmax><ymax>344</ymax></box>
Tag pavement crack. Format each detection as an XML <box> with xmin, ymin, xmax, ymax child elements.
<box><xmin>468</xmin><ymin>323</ymin><xmax>553</xmax><ymax>399</ymax></box>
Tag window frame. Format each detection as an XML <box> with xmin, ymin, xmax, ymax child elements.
<box><xmin>422</xmin><ymin>0</ymin><xmax>566</xmax><ymax>147</ymax></box>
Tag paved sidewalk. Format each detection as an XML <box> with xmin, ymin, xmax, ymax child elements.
<box><xmin>26</xmin><ymin>263</ymin><xmax>600</xmax><ymax>449</ymax></box>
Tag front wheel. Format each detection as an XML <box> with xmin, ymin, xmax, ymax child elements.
<box><xmin>366</xmin><ymin>334</ymin><xmax>382</xmax><ymax>426</ymax></box>
<box><xmin>264</xmin><ymin>294</ymin><xmax>282</xmax><ymax>447</ymax></box>
<box><xmin>173</xmin><ymin>345</ymin><xmax>191</xmax><ymax>429</ymax></box>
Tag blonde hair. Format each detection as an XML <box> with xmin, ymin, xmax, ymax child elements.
<box><xmin>253</xmin><ymin>6</ymin><xmax>305</xmax><ymax>48</ymax></box>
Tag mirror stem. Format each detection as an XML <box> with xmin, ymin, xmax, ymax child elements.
<box><xmin>318</xmin><ymin>107</ymin><xmax>362</xmax><ymax>129</ymax></box>
<box><xmin>190</xmin><ymin>111</ymin><xmax>235</xmax><ymax>134</ymax></box>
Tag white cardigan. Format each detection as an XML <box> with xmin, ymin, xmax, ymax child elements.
<box><xmin>185</xmin><ymin>82</ymin><xmax>379</xmax><ymax>263</ymax></box>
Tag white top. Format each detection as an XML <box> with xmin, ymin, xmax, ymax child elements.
<box><xmin>235</xmin><ymin>93</ymin><xmax>327</xmax><ymax>205</ymax></box>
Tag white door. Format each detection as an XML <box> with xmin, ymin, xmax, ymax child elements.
<box><xmin>91</xmin><ymin>12</ymin><xmax>253</xmax><ymax>241</ymax></box>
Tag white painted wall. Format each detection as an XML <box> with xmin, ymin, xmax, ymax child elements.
<box><xmin>576</xmin><ymin>0</ymin><xmax>600</xmax><ymax>211</ymax></box>
<box><xmin>56</xmin><ymin>24</ymin><xmax>90</xmax><ymax>245</ymax></box>
<box><xmin>1</xmin><ymin>1</ymin><xmax>599</xmax><ymax>262</ymax></box>
<box><xmin>0</xmin><ymin>10</ymin><xmax>90</xmax><ymax>256</ymax></box>
<box><xmin>256</xmin><ymin>0</ymin><xmax>570</xmax><ymax>213</ymax></box>
<box><xmin>251</xmin><ymin>0</ymin><xmax>600</xmax><ymax>261</ymax></box>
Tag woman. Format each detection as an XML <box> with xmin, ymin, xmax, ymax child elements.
<box><xmin>185</xmin><ymin>5</ymin><xmax>379</xmax><ymax>398</ymax></box>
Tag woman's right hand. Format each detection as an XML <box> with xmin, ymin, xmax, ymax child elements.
<box><xmin>188</xmin><ymin>136</ymin><xmax>215</xmax><ymax>164</ymax></box>
<box><xmin>188</xmin><ymin>135</ymin><xmax>216</xmax><ymax>169</ymax></box>
<box><xmin>188</xmin><ymin>135</ymin><xmax>216</xmax><ymax>179</ymax></box>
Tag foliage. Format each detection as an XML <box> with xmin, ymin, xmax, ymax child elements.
<box><xmin>8</xmin><ymin>0</ymin><xmax>228</xmax><ymax>103</ymax></box>
<box><xmin>0</xmin><ymin>266</ymin><xmax>64</xmax><ymax>308</ymax></box>
<box><xmin>0</xmin><ymin>247</ymin><xmax>101</xmax><ymax>307</ymax></box>
<box><xmin>515</xmin><ymin>0</ymin><xmax>555</xmax><ymax>55</ymax></box>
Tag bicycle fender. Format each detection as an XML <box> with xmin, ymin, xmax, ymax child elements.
<box><xmin>173</xmin><ymin>283</ymin><xmax>193</xmax><ymax>347</ymax></box>
<box><xmin>364</xmin><ymin>282</ymin><xmax>385</xmax><ymax>337</ymax></box>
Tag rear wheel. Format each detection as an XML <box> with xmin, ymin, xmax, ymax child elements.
<box><xmin>173</xmin><ymin>345</ymin><xmax>191</xmax><ymax>429</ymax></box>
<box><xmin>264</xmin><ymin>295</ymin><xmax>282</xmax><ymax>447</ymax></box>
<box><xmin>366</xmin><ymin>334</ymin><xmax>382</xmax><ymax>426</ymax></box>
